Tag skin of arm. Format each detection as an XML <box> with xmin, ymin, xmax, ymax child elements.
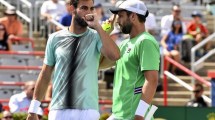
<box><xmin>134</xmin><ymin>70</ymin><xmax>159</xmax><ymax>120</ymax></box>
<box><xmin>26</xmin><ymin>64</ymin><xmax>54</xmax><ymax>120</ymax></box>
<box><xmin>99</xmin><ymin>55</ymin><xmax>116</xmax><ymax>69</ymax></box>
<box><xmin>160</xmin><ymin>34</ymin><xmax>168</xmax><ymax>49</ymax></box>
<box><xmin>85</xmin><ymin>14</ymin><xmax>120</xmax><ymax>61</ymax></box>
<box><xmin>41</xmin><ymin>13</ymin><xmax>52</xmax><ymax>20</ymax></box>
<box><xmin>45</xmin><ymin>84</ymin><xmax>52</xmax><ymax>101</ymax></box>
<box><xmin>98</xmin><ymin>15</ymin><xmax>119</xmax><ymax>69</ymax></box>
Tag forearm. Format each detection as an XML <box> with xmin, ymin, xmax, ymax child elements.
<box><xmin>141</xmin><ymin>71</ymin><xmax>158</xmax><ymax>104</ymax></box>
<box><xmin>41</xmin><ymin>13</ymin><xmax>52</xmax><ymax>19</ymax></box>
<box><xmin>161</xmin><ymin>41</ymin><xmax>167</xmax><ymax>49</ymax></box>
<box><xmin>33</xmin><ymin>65</ymin><xmax>53</xmax><ymax>101</ymax></box>
<box><xmin>135</xmin><ymin>71</ymin><xmax>158</xmax><ymax>120</ymax></box>
<box><xmin>95</xmin><ymin>25</ymin><xmax>120</xmax><ymax>61</ymax></box>
<box><xmin>99</xmin><ymin>55</ymin><xmax>115</xmax><ymax>69</ymax></box>
<box><xmin>189</xmin><ymin>31</ymin><xmax>197</xmax><ymax>36</ymax></box>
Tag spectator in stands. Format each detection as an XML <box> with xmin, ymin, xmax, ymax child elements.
<box><xmin>40</xmin><ymin>0</ymin><xmax>67</xmax><ymax>21</ymax></box>
<box><xmin>1</xmin><ymin>110</ymin><xmax>13</xmax><ymax>120</ymax></box>
<box><xmin>160</xmin><ymin>4</ymin><xmax>186</xmax><ymax>37</ymax></box>
<box><xmin>187</xmin><ymin>11</ymin><xmax>209</xmax><ymax>43</ymax></box>
<box><xmin>187</xmin><ymin>11</ymin><xmax>211</xmax><ymax>53</ymax></box>
<box><xmin>94</xmin><ymin>3</ymin><xmax>108</xmax><ymax>24</ymax></box>
<box><xmin>9</xmin><ymin>81</ymin><xmax>42</xmax><ymax>115</ymax></box>
<box><xmin>110</xmin><ymin>0</ymin><xmax>117</xmax><ymax>5</ymax></box>
<box><xmin>0</xmin><ymin>7</ymin><xmax>23</xmax><ymax>38</ymax></box>
<box><xmin>161</xmin><ymin>19</ymin><xmax>183</xmax><ymax>74</ymax></box>
<box><xmin>145</xmin><ymin>12</ymin><xmax>157</xmax><ymax>35</ymax></box>
<box><xmin>186</xmin><ymin>83</ymin><xmax>208</xmax><ymax>107</ymax></box>
<box><xmin>0</xmin><ymin>23</ymin><xmax>11</xmax><ymax>51</ymax></box>
<box><xmin>59</xmin><ymin>0</ymin><xmax>72</xmax><ymax>27</ymax></box>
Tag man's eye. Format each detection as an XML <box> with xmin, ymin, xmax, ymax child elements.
<box><xmin>90</xmin><ymin>7</ymin><xmax>94</xmax><ymax>11</ymax></box>
<box><xmin>81</xmin><ymin>6</ymin><xmax>88</xmax><ymax>10</ymax></box>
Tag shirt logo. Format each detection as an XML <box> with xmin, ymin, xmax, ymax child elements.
<box><xmin>127</xmin><ymin>48</ymin><xmax>131</xmax><ymax>53</ymax></box>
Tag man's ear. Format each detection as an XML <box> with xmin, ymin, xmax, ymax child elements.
<box><xmin>129</xmin><ymin>13</ymin><xmax>136</xmax><ymax>22</ymax></box>
<box><xmin>70</xmin><ymin>5</ymin><xmax>75</xmax><ymax>13</ymax></box>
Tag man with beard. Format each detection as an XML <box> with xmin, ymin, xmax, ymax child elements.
<box><xmin>26</xmin><ymin>0</ymin><xmax>120</xmax><ymax>120</ymax></box>
<box><xmin>100</xmin><ymin>0</ymin><xmax>160</xmax><ymax>120</ymax></box>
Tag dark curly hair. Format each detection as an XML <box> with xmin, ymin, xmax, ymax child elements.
<box><xmin>69</xmin><ymin>0</ymin><xmax>94</xmax><ymax>8</ymax></box>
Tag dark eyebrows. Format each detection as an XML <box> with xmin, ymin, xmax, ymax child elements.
<box><xmin>79</xmin><ymin>5</ymin><xmax>94</xmax><ymax>10</ymax></box>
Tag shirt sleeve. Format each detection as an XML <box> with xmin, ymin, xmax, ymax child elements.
<box><xmin>187</xmin><ymin>23</ymin><xmax>194</xmax><ymax>33</ymax></box>
<box><xmin>44</xmin><ymin>34</ymin><xmax>56</xmax><ymax>66</ymax></box>
<box><xmin>59</xmin><ymin>15</ymin><xmax>65</xmax><ymax>26</ymax></box>
<box><xmin>9</xmin><ymin>95</ymin><xmax>19</xmax><ymax>113</ymax></box>
<box><xmin>40</xmin><ymin>2</ymin><xmax>48</xmax><ymax>15</ymax></box>
<box><xmin>201</xmin><ymin>24</ymin><xmax>209</xmax><ymax>35</ymax></box>
<box><xmin>17</xmin><ymin>21</ymin><xmax>23</xmax><ymax>35</ymax></box>
<box><xmin>137</xmin><ymin>39</ymin><xmax>160</xmax><ymax>71</ymax></box>
<box><xmin>161</xmin><ymin>16</ymin><xmax>171</xmax><ymax>36</ymax></box>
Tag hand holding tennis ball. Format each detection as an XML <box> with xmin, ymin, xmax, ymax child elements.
<box><xmin>102</xmin><ymin>22</ymin><xmax>111</xmax><ymax>32</ymax></box>
<box><xmin>102</xmin><ymin>15</ymin><xmax>116</xmax><ymax>34</ymax></box>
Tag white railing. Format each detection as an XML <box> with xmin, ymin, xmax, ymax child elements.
<box><xmin>47</xmin><ymin>19</ymin><xmax>65</xmax><ymax>36</ymax></box>
<box><xmin>16</xmin><ymin>0</ymin><xmax>33</xmax><ymax>38</ymax></box>
<box><xmin>49</xmin><ymin>19</ymin><xmax>65</xmax><ymax>30</ymax></box>
<box><xmin>34</xmin><ymin>1</ymin><xmax>44</xmax><ymax>32</ymax></box>
<box><xmin>164</xmin><ymin>71</ymin><xmax>211</xmax><ymax>105</ymax></box>
<box><xmin>191</xmin><ymin>33</ymin><xmax>215</xmax><ymax>86</ymax></box>
<box><xmin>0</xmin><ymin>0</ymin><xmax>33</xmax><ymax>37</ymax></box>
<box><xmin>34</xmin><ymin>1</ymin><xmax>66</xmax><ymax>38</ymax></box>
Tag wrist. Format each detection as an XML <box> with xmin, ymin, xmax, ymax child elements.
<box><xmin>28</xmin><ymin>99</ymin><xmax>41</xmax><ymax>114</ymax></box>
<box><xmin>135</xmin><ymin>100</ymin><xmax>150</xmax><ymax>117</ymax></box>
<box><xmin>94</xmin><ymin>23</ymin><xmax>102</xmax><ymax>31</ymax></box>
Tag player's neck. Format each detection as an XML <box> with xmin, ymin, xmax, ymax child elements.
<box><xmin>130</xmin><ymin>24</ymin><xmax>145</xmax><ymax>39</ymax></box>
<box><xmin>69</xmin><ymin>22</ymin><xmax>87</xmax><ymax>34</ymax></box>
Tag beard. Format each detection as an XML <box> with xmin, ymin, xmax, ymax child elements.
<box><xmin>74</xmin><ymin>12</ymin><xmax>88</xmax><ymax>27</ymax></box>
<box><xmin>120</xmin><ymin>20</ymin><xmax>132</xmax><ymax>34</ymax></box>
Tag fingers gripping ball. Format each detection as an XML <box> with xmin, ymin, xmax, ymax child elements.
<box><xmin>102</xmin><ymin>22</ymin><xmax>111</xmax><ymax>32</ymax></box>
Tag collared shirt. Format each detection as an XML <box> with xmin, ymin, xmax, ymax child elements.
<box><xmin>44</xmin><ymin>28</ymin><xmax>102</xmax><ymax>111</ymax></box>
<box><xmin>9</xmin><ymin>92</ymin><xmax>31</xmax><ymax>113</ymax></box>
<box><xmin>40</xmin><ymin>0</ymin><xmax>66</xmax><ymax>21</ymax></box>
<box><xmin>161</xmin><ymin>14</ymin><xmax>187</xmax><ymax>36</ymax></box>
<box><xmin>0</xmin><ymin>17</ymin><xmax>23</xmax><ymax>36</ymax></box>
<box><xmin>112</xmin><ymin>32</ymin><xmax>160</xmax><ymax>119</ymax></box>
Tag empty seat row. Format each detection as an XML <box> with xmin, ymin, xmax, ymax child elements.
<box><xmin>0</xmin><ymin>58</ymin><xmax>43</xmax><ymax>66</ymax></box>
<box><xmin>0</xmin><ymin>73</ymin><xmax>39</xmax><ymax>82</ymax></box>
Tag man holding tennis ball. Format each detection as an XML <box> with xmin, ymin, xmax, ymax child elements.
<box><xmin>100</xmin><ymin>0</ymin><xmax>160</xmax><ymax>120</ymax></box>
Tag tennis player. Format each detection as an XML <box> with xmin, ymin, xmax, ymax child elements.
<box><xmin>26</xmin><ymin>0</ymin><xmax>120</xmax><ymax>120</ymax></box>
<box><xmin>100</xmin><ymin>0</ymin><xmax>160</xmax><ymax>120</ymax></box>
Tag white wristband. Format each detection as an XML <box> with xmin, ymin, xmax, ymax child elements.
<box><xmin>28</xmin><ymin>99</ymin><xmax>41</xmax><ymax>114</ymax></box>
<box><xmin>135</xmin><ymin>100</ymin><xmax>150</xmax><ymax>117</ymax></box>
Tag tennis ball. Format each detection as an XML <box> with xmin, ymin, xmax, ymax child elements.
<box><xmin>102</xmin><ymin>22</ymin><xmax>111</xmax><ymax>32</ymax></box>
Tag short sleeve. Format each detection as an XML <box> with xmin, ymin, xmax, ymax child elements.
<box><xmin>138</xmin><ymin>39</ymin><xmax>160</xmax><ymax>71</ymax></box>
<box><xmin>40</xmin><ymin>2</ymin><xmax>48</xmax><ymax>14</ymax></box>
<box><xmin>17</xmin><ymin>21</ymin><xmax>23</xmax><ymax>35</ymax></box>
<box><xmin>9</xmin><ymin>95</ymin><xmax>19</xmax><ymax>113</ymax></box>
<box><xmin>44</xmin><ymin>34</ymin><xmax>56</xmax><ymax>66</ymax></box>
<box><xmin>59</xmin><ymin>16</ymin><xmax>65</xmax><ymax>25</ymax></box>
